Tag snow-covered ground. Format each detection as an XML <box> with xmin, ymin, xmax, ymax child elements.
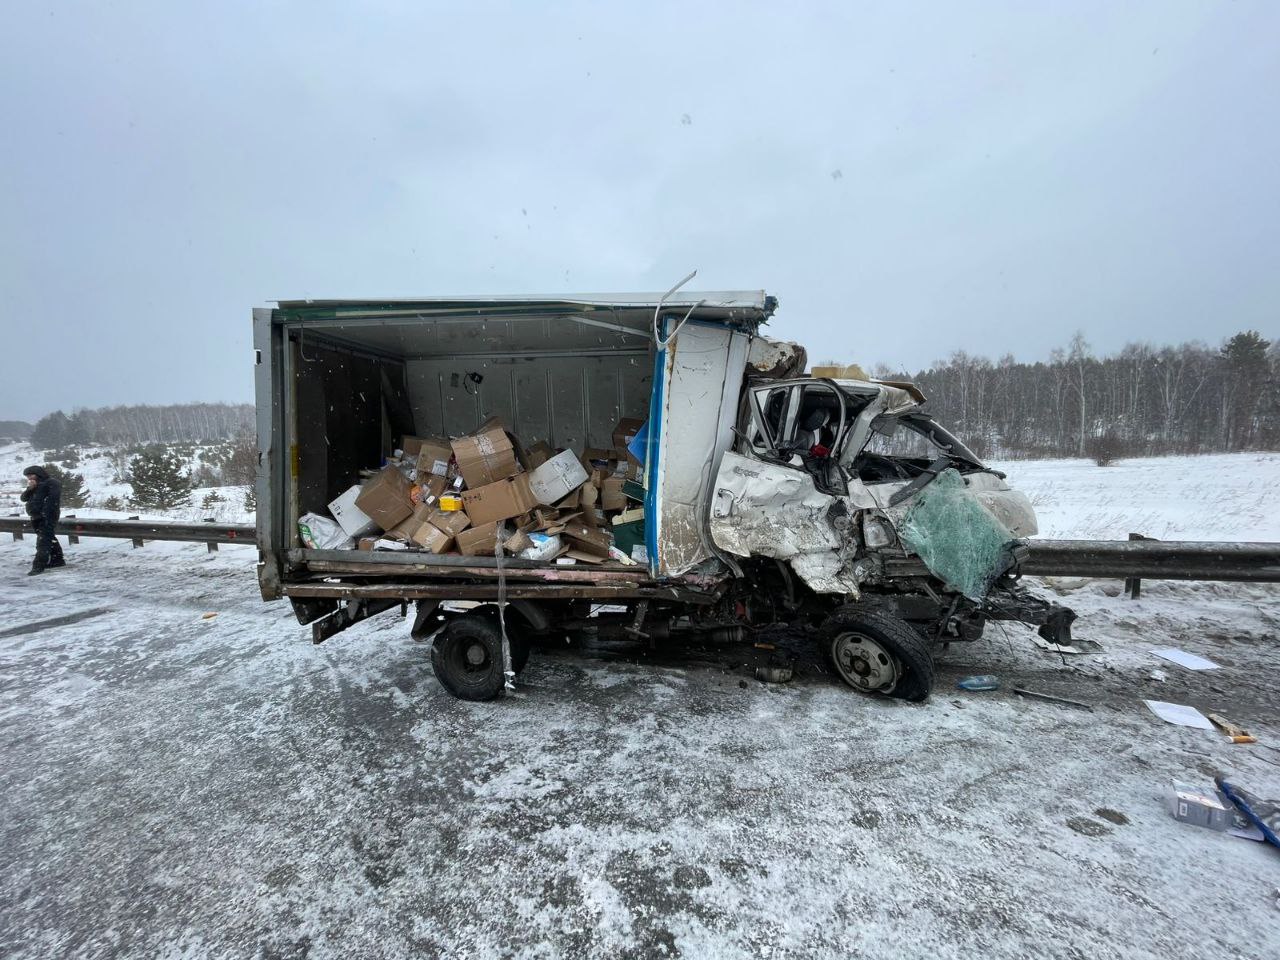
<box><xmin>992</xmin><ymin>452</ymin><xmax>1280</xmax><ymax>541</ymax></box>
<box><xmin>0</xmin><ymin>453</ymin><xmax>1278</xmax><ymax>959</ymax></box>
<box><xmin>0</xmin><ymin>441</ymin><xmax>253</xmax><ymax>524</ymax></box>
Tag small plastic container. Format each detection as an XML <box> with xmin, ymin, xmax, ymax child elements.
<box><xmin>438</xmin><ymin>494</ymin><xmax>464</xmax><ymax>512</ymax></box>
<box><xmin>957</xmin><ymin>675</ymin><xmax>1000</xmax><ymax>691</ymax></box>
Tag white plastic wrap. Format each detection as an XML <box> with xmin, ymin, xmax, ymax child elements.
<box><xmin>298</xmin><ymin>513</ymin><xmax>356</xmax><ymax>550</ymax></box>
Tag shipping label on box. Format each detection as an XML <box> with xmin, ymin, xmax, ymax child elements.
<box><xmin>355</xmin><ymin>465</ymin><xmax>416</xmax><ymax>531</ymax></box>
<box><xmin>451</xmin><ymin>417</ymin><xmax>518</xmax><ymax>489</ymax></box>
<box><xmin>528</xmin><ymin>449</ymin><xmax>588</xmax><ymax>505</ymax></box>
<box><xmin>415</xmin><ymin>436</ymin><xmax>453</xmax><ymax>478</ymax></box>
<box><xmin>462</xmin><ymin>473</ymin><xmax>539</xmax><ymax>526</ymax></box>
<box><xmin>329</xmin><ymin>484</ymin><xmax>380</xmax><ymax>539</ymax></box>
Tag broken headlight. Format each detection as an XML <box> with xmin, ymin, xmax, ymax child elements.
<box><xmin>862</xmin><ymin>515</ymin><xmax>896</xmax><ymax>549</ymax></box>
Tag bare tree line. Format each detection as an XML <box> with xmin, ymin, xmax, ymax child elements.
<box><xmin>858</xmin><ymin>330</ymin><xmax>1278</xmax><ymax>460</ymax></box>
<box><xmin>30</xmin><ymin>403</ymin><xmax>254</xmax><ymax>448</ymax></box>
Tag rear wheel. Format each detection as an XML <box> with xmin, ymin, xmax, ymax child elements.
<box><xmin>431</xmin><ymin>614</ymin><xmax>506</xmax><ymax>701</ymax></box>
<box><xmin>822</xmin><ymin>608</ymin><xmax>934</xmax><ymax>702</ymax></box>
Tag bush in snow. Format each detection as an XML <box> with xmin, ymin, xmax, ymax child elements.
<box><xmin>128</xmin><ymin>446</ymin><xmax>193</xmax><ymax>510</ymax></box>
<box><xmin>1086</xmin><ymin>434</ymin><xmax>1125</xmax><ymax>467</ymax></box>
<box><xmin>243</xmin><ymin>487</ymin><xmax>257</xmax><ymax>512</ymax></box>
<box><xmin>101</xmin><ymin>495</ymin><xmax>124</xmax><ymax>511</ymax></box>
<box><xmin>201</xmin><ymin>491</ymin><xmax>226</xmax><ymax>509</ymax></box>
<box><xmin>41</xmin><ymin>463</ymin><xmax>90</xmax><ymax>508</ymax></box>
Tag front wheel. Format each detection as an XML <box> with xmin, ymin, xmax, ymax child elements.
<box><xmin>822</xmin><ymin>608</ymin><xmax>935</xmax><ymax>702</ymax></box>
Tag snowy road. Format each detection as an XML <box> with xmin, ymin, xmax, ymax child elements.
<box><xmin>2</xmin><ymin>463</ymin><xmax>1280</xmax><ymax>957</ymax></box>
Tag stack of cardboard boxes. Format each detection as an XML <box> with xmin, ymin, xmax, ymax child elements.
<box><xmin>309</xmin><ymin>416</ymin><xmax>648</xmax><ymax>565</ymax></box>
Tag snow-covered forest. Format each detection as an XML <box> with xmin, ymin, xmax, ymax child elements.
<box><xmin>838</xmin><ymin>330</ymin><xmax>1280</xmax><ymax>459</ymax></box>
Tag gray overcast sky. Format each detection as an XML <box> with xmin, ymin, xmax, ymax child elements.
<box><xmin>2</xmin><ymin>1</ymin><xmax>1277</xmax><ymax>422</ymax></box>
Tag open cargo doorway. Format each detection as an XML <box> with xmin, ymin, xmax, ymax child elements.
<box><xmin>256</xmin><ymin>294</ymin><xmax>778</xmax><ymax>588</ymax></box>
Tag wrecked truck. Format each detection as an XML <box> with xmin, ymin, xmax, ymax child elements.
<box><xmin>253</xmin><ymin>289</ymin><xmax>1075</xmax><ymax>702</ymax></box>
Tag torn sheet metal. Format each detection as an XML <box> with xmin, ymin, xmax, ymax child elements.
<box><xmin>886</xmin><ymin>468</ymin><xmax>1018</xmax><ymax>600</ymax></box>
<box><xmin>747</xmin><ymin>336</ymin><xmax>807</xmax><ymax>379</ymax></box>
<box><xmin>709</xmin><ymin>452</ymin><xmax>861</xmax><ymax>594</ymax></box>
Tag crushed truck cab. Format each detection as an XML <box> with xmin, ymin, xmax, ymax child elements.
<box><xmin>254</xmin><ymin>289</ymin><xmax>1074</xmax><ymax>702</ymax></box>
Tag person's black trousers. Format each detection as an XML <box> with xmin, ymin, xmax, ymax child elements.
<box><xmin>33</xmin><ymin>520</ymin><xmax>65</xmax><ymax>571</ymax></box>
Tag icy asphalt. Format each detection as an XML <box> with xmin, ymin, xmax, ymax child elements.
<box><xmin>0</xmin><ymin>534</ymin><xmax>1277</xmax><ymax>960</ymax></box>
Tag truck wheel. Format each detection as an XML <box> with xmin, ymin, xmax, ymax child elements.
<box><xmin>431</xmin><ymin>614</ymin><xmax>507</xmax><ymax>701</ymax></box>
<box><xmin>822</xmin><ymin>608</ymin><xmax>934</xmax><ymax>702</ymax></box>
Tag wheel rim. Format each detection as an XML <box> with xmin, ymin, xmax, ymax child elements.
<box><xmin>443</xmin><ymin>634</ymin><xmax>494</xmax><ymax>691</ymax></box>
<box><xmin>831</xmin><ymin>631</ymin><xmax>899</xmax><ymax>694</ymax></box>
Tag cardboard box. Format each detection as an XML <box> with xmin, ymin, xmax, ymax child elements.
<box><xmin>451</xmin><ymin>417</ymin><xmax>518</xmax><ymax>489</ymax></box>
<box><xmin>427</xmin><ymin>507</ymin><xmax>470</xmax><ymax>538</ymax></box>
<box><xmin>612</xmin><ymin>417</ymin><xmax>645</xmax><ymax>460</ymax></box>
<box><xmin>457</xmin><ymin>522</ymin><xmax>501</xmax><ymax>556</ymax></box>
<box><xmin>414</xmin><ymin>474</ymin><xmax>448</xmax><ymax>508</ymax></box>
<box><xmin>355</xmin><ymin>466</ymin><xmax>415</xmax><ymax>531</ymax></box>
<box><xmin>580</xmin><ymin>446</ymin><xmax>617</xmax><ymax>470</ymax></box>
<box><xmin>415</xmin><ymin>436</ymin><xmax>453</xmax><ymax>479</ymax></box>
<box><xmin>1164</xmin><ymin>781</ymin><xmax>1232</xmax><ymax>831</ymax></box>
<box><xmin>601</xmin><ymin>475</ymin><xmax>627</xmax><ymax>512</ymax></box>
<box><xmin>528</xmin><ymin>449</ymin><xmax>589</xmax><ymax>505</ymax></box>
<box><xmin>558</xmin><ymin>520</ymin><xmax>614</xmax><ymax>558</ymax></box>
<box><xmin>462</xmin><ymin>473</ymin><xmax>539</xmax><ymax>526</ymax></box>
<box><xmin>410</xmin><ymin>522</ymin><xmax>454</xmax><ymax>554</ymax></box>
<box><xmin>525</xmin><ymin>440</ymin><xmax>555</xmax><ymax>470</ymax></box>
<box><xmin>329</xmin><ymin>484</ymin><xmax>380</xmax><ymax>538</ymax></box>
<box><xmin>399</xmin><ymin>435</ymin><xmax>425</xmax><ymax>458</ymax></box>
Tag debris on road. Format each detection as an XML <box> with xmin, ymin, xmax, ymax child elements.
<box><xmin>957</xmin><ymin>675</ymin><xmax>999</xmax><ymax>691</ymax></box>
<box><xmin>1013</xmin><ymin>686</ymin><xmax>1093</xmax><ymax>710</ymax></box>
<box><xmin>1150</xmin><ymin>648</ymin><xmax>1220</xmax><ymax>671</ymax></box>
<box><xmin>1143</xmin><ymin>699</ymin><xmax>1214</xmax><ymax>729</ymax></box>
<box><xmin>1164</xmin><ymin>780</ymin><xmax>1233</xmax><ymax>831</ymax></box>
<box><xmin>1208</xmin><ymin>713</ymin><xmax>1257</xmax><ymax>744</ymax></box>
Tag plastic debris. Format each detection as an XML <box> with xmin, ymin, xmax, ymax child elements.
<box><xmin>957</xmin><ymin>675</ymin><xmax>999</xmax><ymax>691</ymax></box>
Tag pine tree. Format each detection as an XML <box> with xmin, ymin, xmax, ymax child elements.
<box><xmin>243</xmin><ymin>487</ymin><xmax>257</xmax><ymax>512</ymax></box>
<box><xmin>42</xmin><ymin>463</ymin><xmax>89</xmax><ymax>508</ymax></box>
<box><xmin>128</xmin><ymin>446</ymin><xmax>193</xmax><ymax>510</ymax></box>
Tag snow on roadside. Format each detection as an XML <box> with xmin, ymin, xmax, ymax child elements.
<box><xmin>992</xmin><ymin>452</ymin><xmax>1280</xmax><ymax>541</ymax></box>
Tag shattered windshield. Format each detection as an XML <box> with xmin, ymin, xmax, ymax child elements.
<box><xmin>858</xmin><ymin>414</ymin><xmax>984</xmax><ymax>481</ymax></box>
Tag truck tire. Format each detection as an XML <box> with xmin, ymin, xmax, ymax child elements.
<box><xmin>821</xmin><ymin>607</ymin><xmax>934</xmax><ymax>702</ymax></box>
<box><xmin>431</xmin><ymin>614</ymin><xmax>507</xmax><ymax>701</ymax></box>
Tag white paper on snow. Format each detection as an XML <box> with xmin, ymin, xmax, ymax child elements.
<box><xmin>1149</xmin><ymin>648</ymin><xmax>1220</xmax><ymax>671</ymax></box>
<box><xmin>1143</xmin><ymin>700</ymin><xmax>1215</xmax><ymax>730</ymax></box>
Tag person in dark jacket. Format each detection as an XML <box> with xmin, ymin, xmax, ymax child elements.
<box><xmin>20</xmin><ymin>465</ymin><xmax>65</xmax><ymax>575</ymax></box>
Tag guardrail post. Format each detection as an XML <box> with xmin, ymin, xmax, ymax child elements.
<box><xmin>65</xmin><ymin>514</ymin><xmax>79</xmax><ymax>545</ymax></box>
<box><xmin>1125</xmin><ymin>532</ymin><xmax>1150</xmax><ymax>598</ymax></box>
<box><xmin>128</xmin><ymin>515</ymin><xmax>144</xmax><ymax>549</ymax></box>
<box><xmin>203</xmin><ymin>517</ymin><xmax>218</xmax><ymax>552</ymax></box>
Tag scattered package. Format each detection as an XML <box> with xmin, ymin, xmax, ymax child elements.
<box><xmin>1165</xmin><ymin>780</ymin><xmax>1233</xmax><ymax>831</ymax></box>
<box><xmin>299</xmin><ymin>416</ymin><xmax>648</xmax><ymax>562</ymax></box>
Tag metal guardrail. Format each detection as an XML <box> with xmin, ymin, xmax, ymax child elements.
<box><xmin>0</xmin><ymin>515</ymin><xmax>255</xmax><ymax>552</ymax></box>
<box><xmin>3</xmin><ymin>515</ymin><xmax>1279</xmax><ymax>582</ymax></box>
<box><xmin>1017</xmin><ymin>538</ymin><xmax>1280</xmax><ymax>584</ymax></box>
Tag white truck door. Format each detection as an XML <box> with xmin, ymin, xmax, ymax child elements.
<box><xmin>647</xmin><ymin>321</ymin><xmax>752</xmax><ymax>577</ymax></box>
